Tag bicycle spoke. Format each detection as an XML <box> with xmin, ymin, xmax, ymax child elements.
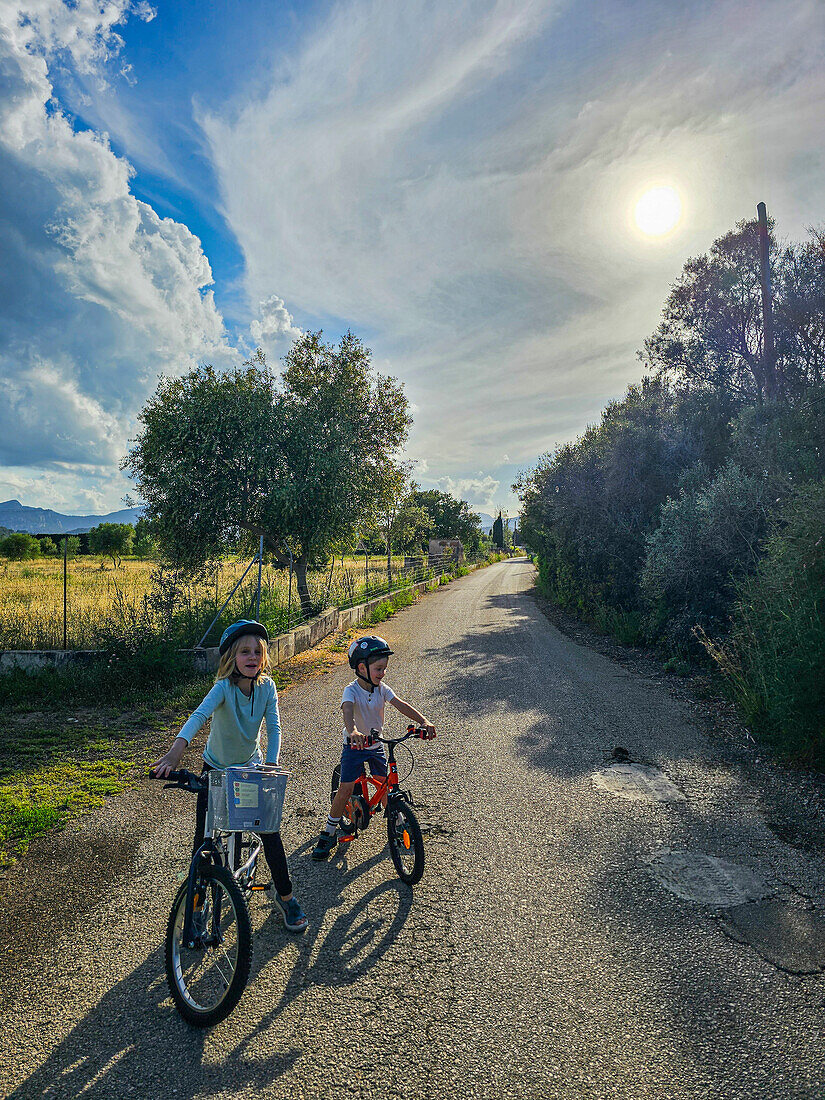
<box><xmin>210</xmin><ymin>955</ymin><xmax>233</xmax><ymax>988</ymax></box>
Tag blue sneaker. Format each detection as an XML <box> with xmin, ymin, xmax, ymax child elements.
<box><xmin>274</xmin><ymin>893</ymin><xmax>307</xmax><ymax>933</ymax></box>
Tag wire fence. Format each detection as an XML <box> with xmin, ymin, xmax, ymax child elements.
<box><xmin>0</xmin><ymin>546</ymin><xmax>494</xmax><ymax>652</ymax></box>
<box><xmin>195</xmin><ymin>549</ymin><xmax>480</xmax><ymax>647</ymax></box>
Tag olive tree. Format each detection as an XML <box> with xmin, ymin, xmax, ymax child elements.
<box><xmin>88</xmin><ymin>522</ymin><xmax>134</xmax><ymax>567</ymax></box>
<box><xmin>123</xmin><ymin>332</ymin><xmax>411</xmax><ymax>615</ymax></box>
<box><xmin>0</xmin><ymin>532</ymin><xmax>40</xmax><ymax>560</ymax></box>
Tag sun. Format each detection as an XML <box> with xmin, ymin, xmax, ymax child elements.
<box><xmin>634</xmin><ymin>186</ymin><xmax>682</xmax><ymax>237</ymax></box>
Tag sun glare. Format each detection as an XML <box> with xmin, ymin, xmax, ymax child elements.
<box><xmin>634</xmin><ymin>186</ymin><xmax>682</xmax><ymax>237</ymax></box>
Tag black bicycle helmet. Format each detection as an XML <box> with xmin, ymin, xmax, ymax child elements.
<box><xmin>348</xmin><ymin>635</ymin><xmax>393</xmax><ymax>688</ymax></box>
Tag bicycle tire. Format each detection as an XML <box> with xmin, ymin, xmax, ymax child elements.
<box><xmin>387</xmin><ymin>798</ymin><xmax>425</xmax><ymax>885</ymax></box>
<box><xmin>165</xmin><ymin>862</ymin><xmax>252</xmax><ymax>1027</ymax></box>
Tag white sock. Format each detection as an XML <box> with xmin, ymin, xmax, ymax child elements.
<box><xmin>325</xmin><ymin>816</ymin><xmax>340</xmax><ymax>835</ymax></box>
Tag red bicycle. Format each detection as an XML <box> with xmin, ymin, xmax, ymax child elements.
<box><xmin>330</xmin><ymin>725</ymin><xmax>435</xmax><ymax>885</ymax></box>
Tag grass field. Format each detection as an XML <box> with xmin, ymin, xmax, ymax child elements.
<box><xmin>0</xmin><ymin>553</ymin><xmax>421</xmax><ymax>651</ymax></box>
<box><xmin>0</xmin><ymin>570</ymin><xmax>456</xmax><ymax>863</ymax></box>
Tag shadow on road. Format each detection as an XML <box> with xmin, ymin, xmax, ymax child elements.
<box><xmin>8</xmin><ymin>834</ymin><xmax>412</xmax><ymax>1099</ymax></box>
<box><xmin>422</xmin><ymin>563</ymin><xmax>825</xmax><ymax>1094</ymax></box>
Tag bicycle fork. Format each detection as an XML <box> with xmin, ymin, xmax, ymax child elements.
<box><xmin>183</xmin><ymin>842</ymin><xmax>215</xmax><ymax>948</ymax></box>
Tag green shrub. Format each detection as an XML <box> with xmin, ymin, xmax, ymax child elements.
<box><xmin>641</xmin><ymin>463</ymin><xmax>769</xmax><ymax>650</ymax></box>
<box><xmin>1</xmin><ymin>533</ymin><xmax>41</xmax><ymax>561</ymax></box>
<box><xmin>699</xmin><ymin>482</ymin><xmax>825</xmax><ymax>764</ymax></box>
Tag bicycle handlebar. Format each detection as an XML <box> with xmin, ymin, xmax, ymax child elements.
<box><xmin>346</xmin><ymin>726</ymin><xmax>436</xmax><ymax>748</ymax></box>
<box><xmin>152</xmin><ymin>768</ymin><xmax>207</xmax><ymax>793</ymax></box>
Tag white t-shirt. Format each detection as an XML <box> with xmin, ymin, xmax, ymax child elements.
<box><xmin>341</xmin><ymin>679</ymin><xmax>396</xmax><ymax>745</ymax></box>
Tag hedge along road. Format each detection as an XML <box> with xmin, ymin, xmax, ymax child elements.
<box><xmin>2</xmin><ymin>558</ymin><xmax>824</xmax><ymax>1100</ymax></box>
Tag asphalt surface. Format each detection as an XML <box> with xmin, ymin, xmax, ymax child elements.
<box><xmin>2</xmin><ymin>558</ymin><xmax>824</xmax><ymax>1099</ymax></box>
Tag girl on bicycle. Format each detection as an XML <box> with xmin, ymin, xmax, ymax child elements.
<box><xmin>152</xmin><ymin>619</ymin><xmax>307</xmax><ymax>932</ymax></box>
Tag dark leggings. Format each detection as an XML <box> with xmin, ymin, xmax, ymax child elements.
<box><xmin>193</xmin><ymin>765</ymin><xmax>292</xmax><ymax>898</ymax></box>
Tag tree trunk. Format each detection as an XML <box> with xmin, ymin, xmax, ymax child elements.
<box><xmin>293</xmin><ymin>554</ymin><xmax>314</xmax><ymax>618</ymax></box>
<box><xmin>386</xmin><ymin>528</ymin><xmax>392</xmax><ymax>594</ymax></box>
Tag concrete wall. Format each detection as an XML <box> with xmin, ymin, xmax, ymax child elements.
<box><xmin>0</xmin><ymin>565</ymin><xmax>478</xmax><ymax>675</ymax></box>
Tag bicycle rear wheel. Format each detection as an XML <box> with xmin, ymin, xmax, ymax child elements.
<box><xmin>165</xmin><ymin>862</ymin><xmax>252</xmax><ymax>1026</ymax></box>
<box><xmin>387</xmin><ymin>798</ymin><xmax>424</xmax><ymax>885</ymax></box>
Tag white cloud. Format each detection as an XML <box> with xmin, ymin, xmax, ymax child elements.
<box><xmin>0</xmin><ymin>1</ymin><xmax>236</xmax><ymax>506</ymax></box>
<box><xmin>433</xmin><ymin>474</ymin><xmax>501</xmax><ymax>514</ymax></box>
<box><xmin>249</xmin><ymin>294</ymin><xmax>302</xmax><ymax>353</ymax></box>
<box><xmin>7</xmin><ymin>0</ymin><xmax>155</xmax><ymax>74</ymax></box>
<box><xmin>202</xmin><ymin>0</ymin><xmax>825</xmax><ymax>490</ymax></box>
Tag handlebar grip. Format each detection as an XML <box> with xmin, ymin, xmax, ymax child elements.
<box><xmin>408</xmin><ymin>725</ymin><xmax>436</xmax><ymax>740</ymax></box>
<box><xmin>154</xmin><ymin>768</ymin><xmax>207</xmax><ymax>793</ymax></box>
<box><xmin>346</xmin><ymin>733</ymin><xmax>376</xmax><ymax>747</ymax></box>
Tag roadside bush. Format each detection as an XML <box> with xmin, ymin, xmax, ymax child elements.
<box><xmin>699</xmin><ymin>482</ymin><xmax>825</xmax><ymax>764</ymax></box>
<box><xmin>640</xmin><ymin>463</ymin><xmax>769</xmax><ymax>651</ymax></box>
<box><xmin>729</xmin><ymin>386</ymin><xmax>825</xmax><ymax>486</ymax></box>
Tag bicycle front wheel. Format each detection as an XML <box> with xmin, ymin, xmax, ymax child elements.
<box><xmin>387</xmin><ymin>798</ymin><xmax>424</xmax><ymax>885</ymax></box>
<box><xmin>165</xmin><ymin>862</ymin><xmax>252</xmax><ymax>1027</ymax></box>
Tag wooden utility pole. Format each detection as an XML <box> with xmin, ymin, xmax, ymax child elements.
<box><xmin>756</xmin><ymin>201</ymin><xmax>777</xmax><ymax>401</ymax></box>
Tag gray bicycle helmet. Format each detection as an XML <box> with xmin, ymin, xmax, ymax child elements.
<box><xmin>219</xmin><ymin>619</ymin><xmax>269</xmax><ymax>656</ymax></box>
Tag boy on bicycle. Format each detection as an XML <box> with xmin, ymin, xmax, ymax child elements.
<box><xmin>312</xmin><ymin>635</ymin><xmax>435</xmax><ymax>860</ymax></box>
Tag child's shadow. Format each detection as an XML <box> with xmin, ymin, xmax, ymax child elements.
<box><xmin>239</xmin><ymin>838</ymin><xmax>414</xmax><ymax>1048</ymax></box>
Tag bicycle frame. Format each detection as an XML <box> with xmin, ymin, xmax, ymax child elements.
<box><xmin>183</xmin><ymin>828</ymin><xmax>264</xmax><ymax>945</ymax></box>
<box><xmin>355</xmin><ymin>753</ymin><xmax>400</xmax><ymax>812</ymax></box>
<box><xmin>344</xmin><ymin>729</ymin><xmax>425</xmax><ymax>835</ymax></box>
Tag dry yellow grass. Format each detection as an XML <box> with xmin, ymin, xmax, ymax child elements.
<box><xmin>0</xmin><ymin>553</ymin><xmax>418</xmax><ymax>650</ymax></box>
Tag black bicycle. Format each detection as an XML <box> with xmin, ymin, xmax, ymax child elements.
<box><xmin>157</xmin><ymin>769</ymin><xmax>270</xmax><ymax>1026</ymax></box>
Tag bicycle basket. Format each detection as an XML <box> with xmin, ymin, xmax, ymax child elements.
<box><xmin>206</xmin><ymin>765</ymin><xmax>289</xmax><ymax>833</ymax></box>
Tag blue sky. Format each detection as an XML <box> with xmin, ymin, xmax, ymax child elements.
<box><xmin>1</xmin><ymin>0</ymin><xmax>824</xmax><ymax>518</ymax></box>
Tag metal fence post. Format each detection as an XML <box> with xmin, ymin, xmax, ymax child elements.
<box><xmin>287</xmin><ymin>548</ymin><xmax>293</xmax><ymax>631</ymax></box>
<box><xmin>63</xmin><ymin>536</ymin><xmax>68</xmax><ymax>650</ymax></box>
<box><xmin>256</xmin><ymin>535</ymin><xmax>263</xmax><ymax>620</ymax></box>
<box><xmin>196</xmin><ymin>554</ymin><xmax>260</xmax><ymax>648</ymax></box>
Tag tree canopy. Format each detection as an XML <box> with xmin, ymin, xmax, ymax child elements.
<box><xmin>88</xmin><ymin>522</ymin><xmax>134</xmax><ymax>567</ymax></box>
<box><xmin>123</xmin><ymin>331</ymin><xmax>411</xmax><ymax>612</ymax></box>
<box><xmin>644</xmin><ymin>218</ymin><xmax>825</xmax><ymax>403</ymax></box>
<box><xmin>0</xmin><ymin>532</ymin><xmax>41</xmax><ymax>560</ymax></box>
<box><xmin>407</xmin><ymin>488</ymin><xmax>483</xmax><ymax>553</ymax></box>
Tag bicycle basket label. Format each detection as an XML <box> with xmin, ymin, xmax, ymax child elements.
<box><xmin>233</xmin><ymin>781</ymin><xmax>259</xmax><ymax>809</ymax></box>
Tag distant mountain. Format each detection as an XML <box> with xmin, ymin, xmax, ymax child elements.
<box><xmin>476</xmin><ymin>512</ymin><xmax>520</xmax><ymax>535</ymax></box>
<box><xmin>0</xmin><ymin>499</ymin><xmax>144</xmax><ymax>535</ymax></box>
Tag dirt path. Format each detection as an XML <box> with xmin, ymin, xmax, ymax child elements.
<box><xmin>2</xmin><ymin>559</ymin><xmax>824</xmax><ymax>1099</ymax></box>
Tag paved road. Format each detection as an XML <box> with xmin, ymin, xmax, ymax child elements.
<box><xmin>3</xmin><ymin>559</ymin><xmax>824</xmax><ymax>1099</ymax></box>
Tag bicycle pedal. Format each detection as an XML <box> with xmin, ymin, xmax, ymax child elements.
<box><xmin>339</xmin><ymin>833</ymin><xmax>355</xmax><ymax>843</ymax></box>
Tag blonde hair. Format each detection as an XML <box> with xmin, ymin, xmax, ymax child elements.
<box><xmin>215</xmin><ymin>633</ymin><xmax>272</xmax><ymax>683</ymax></box>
